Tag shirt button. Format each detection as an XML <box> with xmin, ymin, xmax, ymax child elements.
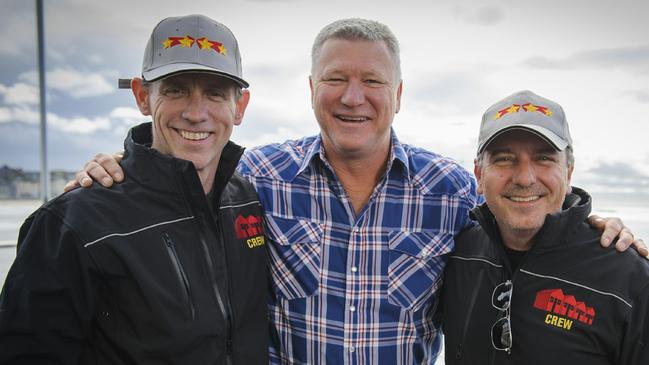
<box><xmin>349</xmin><ymin>346</ymin><xmax>355</xmax><ymax>353</ymax></box>
<box><xmin>351</xmin><ymin>266</ymin><xmax>358</xmax><ymax>273</ymax></box>
<box><xmin>350</xmin><ymin>305</ymin><xmax>356</xmax><ymax>312</ymax></box>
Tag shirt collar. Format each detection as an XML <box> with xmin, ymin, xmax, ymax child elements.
<box><xmin>295</xmin><ymin>134</ymin><xmax>323</xmax><ymax>177</ymax></box>
<box><xmin>294</xmin><ymin>129</ymin><xmax>411</xmax><ymax>181</ymax></box>
<box><xmin>390</xmin><ymin>130</ymin><xmax>410</xmax><ymax>179</ymax></box>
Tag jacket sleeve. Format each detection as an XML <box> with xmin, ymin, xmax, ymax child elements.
<box><xmin>0</xmin><ymin>207</ymin><xmax>98</xmax><ymax>364</ymax></box>
<box><xmin>618</xmin><ymin>281</ymin><xmax>649</xmax><ymax>364</ymax></box>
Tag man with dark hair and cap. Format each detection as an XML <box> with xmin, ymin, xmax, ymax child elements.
<box><xmin>441</xmin><ymin>90</ymin><xmax>649</xmax><ymax>364</ymax></box>
<box><xmin>0</xmin><ymin>15</ymin><xmax>268</xmax><ymax>364</ymax></box>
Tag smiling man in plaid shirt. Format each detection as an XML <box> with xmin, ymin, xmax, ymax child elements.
<box><xmin>237</xmin><ymin>19</ymin><xmax>479</xmax><ymax>364</ymax></box>
<box><xmin>69</xmin><ymin>18</ymin><xmax>643</xmax><ymax>365</ymax></box>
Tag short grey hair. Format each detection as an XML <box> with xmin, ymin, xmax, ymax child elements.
<box><xmin>311</xmin><ymin>18</ymin><xmax>401</xmax><ymax>81</ymax></box>
<box><xmin>565</xmin><ymin>145</ymin><xmax>574</xmax><ymax>168</ymax></box>
<box><xmin>475</xmin><ymin>145</ymin><xmax>575</xmax><ymax>169</ymax></box>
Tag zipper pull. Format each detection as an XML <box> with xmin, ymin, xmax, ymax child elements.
<box><xmin>163</xmin><ymin>232</ymin><xmax>172</xmax><ymax>247</ymax></box>
<box><xmin>226</xmin><ymin>339</ymin><xmax>233</xmax><ymax>355</ymax></box>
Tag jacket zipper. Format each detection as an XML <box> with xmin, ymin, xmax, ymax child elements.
<box><xmin>215</xmin><ymin>215</ymin><xmax>236</xmax><ymax>364</ymax></box>
<box><xmin>162</xmin><ymin>232</ymin><xmax>196</xmax><ymax>320</ymax></box>
<box><xmin>175</xmin><ymin>159</ymin><xmax>235</xmax><ymax>365</ymax></box>
<box><xmin>197</xmin><ymin>228</ymin><xmax>234</xmax><ymax>365</ymax></box>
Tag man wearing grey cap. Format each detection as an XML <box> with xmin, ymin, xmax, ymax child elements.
<box><xmin>441</xmin><ymin>90</ymin><xmax>649</xmax><ymax>364</ymax></box>
<box><xmin>0</xmin><ymin>15</ymin><xmax>268</xmax><ymax>364</ymax></box>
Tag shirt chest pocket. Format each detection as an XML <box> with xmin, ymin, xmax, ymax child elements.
<box><xmin>387</xmin><ymin>231</ymin><xmax>454</xmax><ymax>312</ymax></box>
<box><xmin>265</xmin><ymin>215</ymin><xmax>323</xmax><ymax>300</ymax></box>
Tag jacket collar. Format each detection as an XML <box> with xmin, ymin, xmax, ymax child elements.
<box><xmin>120</xmin><ymin>122</ymin><xmax>244</xmax><ymax>197</ymax></box>
<box><xmin>472</xmin><ymin>186</ymin><xmax>593</xmax><ymax>249</ymax></box>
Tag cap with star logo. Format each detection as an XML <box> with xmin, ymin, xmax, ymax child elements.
<box><xmin>140</xmin><ymin>14</ymin><xmax>248</xmax><ymax>87</ymax></box>
<box><xmin>477</xmin><ymin>90</ymin><xmax>573</xmax><ymax>154</ymax></box>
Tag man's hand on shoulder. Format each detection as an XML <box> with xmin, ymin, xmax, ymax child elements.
<box><xmin>63</xmin><ymin>153</ymin><xmax>125</xmax><ymax>192</ymax></box>
<box><xmin>588</xmin><ymin>214</ymin><xmax>648</xmax><ymax>258</ymax></box>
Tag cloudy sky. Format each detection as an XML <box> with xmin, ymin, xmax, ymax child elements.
<box><xmin>2</xmin><ymin>0</ymin><xmax>649</xmax><ymax>197</ymax></box>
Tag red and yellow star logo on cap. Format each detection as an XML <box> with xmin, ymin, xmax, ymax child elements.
<box><xmin>179</xmin><ymin>35</ymin><xmax>195</xmax><ymax>48</ymax></box>
<box><xmin>495</xmin><ymin>104</ymin><xmax>521</xmax><ymax>119</ymax></box>
<box><xmin>494</xmin><ymin>103</ymin><xmax>552</xmax><ymax>119</ymax></box>
<box><xmin>163</xmin><ymin>37</ymin><xmax>183</xmax><ymax>48</ymax></box>
<box><xmin>197</xmin><ymin>37</ymin><xmax>213</xmax><ymax>50</ymax></box>
<box><xmin>161</xmin><ymin>35</ymin><xmax>228</xmax><ymax>55</ymax></box>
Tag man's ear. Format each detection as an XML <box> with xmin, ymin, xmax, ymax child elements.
<box><xmin>309</xmin><ymin>76</ymin><xmax>315</xmax><ymax>109</ymax></box>
<box><xmin>566</xmin><ymin>164</ymin><xmax>575</xmax><ymax>195</ymax></box>
<box><xmin>131</xmin><ymin>78</ymin><xmax>151</xmax><ymax>116</ymax></box>
<box><xmin>395</xmin><ymin>80</ymin><xmax>403</xmax><ymax>114</ymax></box>
<box><xmin>233</xmin><ymin>89</ymin><xmax>250</xmax><ymax>126</ymax></box>
<box><xmin>474</xmin><ymin>158</ymin><xmax>484</xmax><ymax>195</ymax></box>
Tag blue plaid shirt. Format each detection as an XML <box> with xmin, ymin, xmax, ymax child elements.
<box><xmin>238</xmin><ymin>131</ymin><xmax>479</xmax><ymax>364</ymax></box>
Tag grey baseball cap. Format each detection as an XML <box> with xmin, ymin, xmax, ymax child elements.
<box><xmin>140</xmin><ymin>14</ymin><xmax>248</xmax><ymax>87</ymax></box>
<box><xmin>477</xmin><ymin>90</ymin><xmax>572</xmax><ymax>154</ymax></box>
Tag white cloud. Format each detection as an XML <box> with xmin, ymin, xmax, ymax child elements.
<box><xmin>0</xmin><ymin>82</ymin><xmax>39</xmax><ymax>105</ymax></box>
<box><xmin>0</xmin><ymin>106</ymin><xmax>39</xmax><ymax>124</ymax></box>
<box><xmin>47</xmin><ymin>113</ymin><xmax>111</xmax><ymax>134</ymax></box>
<box><xmin>523</xmin><ymin>45</ymin><xmax>649</xmax><ymax>75</ymax></box>
<box><xmin>0</xmin><ymin>107</ymin><xmax>11</xmax><ymax>122</ymax></box>
<box><xmin>109</xmin><ymin>106</ymin><xmax>149</xmax><ymax>126</ymax></box>
<box><xmin>109</xmin><ymin>106</ymin><xmax>142</xmax><ymax>119</ymax></box>
<box><xmin>452</xmin><ymin>5</ymin><xmax>505</xmax><ymax>26</ymax></box>
<box><xmin>47</xmin><ymin>68</ymin><xmax>114</xmax><ymax>98</ymax></box>
<box><xmin>16</xmin><ymin>68</ymin><xmax>115</xmax><ymax>99</ymax></box>
<box><xmin>0</xmin><ymin>103</ymin><xmax>144</xmax><ymax>135</ymax></box>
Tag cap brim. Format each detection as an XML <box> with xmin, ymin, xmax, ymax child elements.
<box><xmin>478</xmin><ymin>124</ymin><xmax>569</xmax><ymax>153</ymax></box>
<box><xmin>143</xmin><ymin>63</ymin><xmax>249</xmax><ymax>88</ymax></box>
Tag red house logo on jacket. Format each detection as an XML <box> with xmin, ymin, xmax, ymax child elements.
<box><xmin>235</xmin><ymin>215</ymin><xmax>265</xmax><ymax>248</ymax></box>
<box><xmin>533</xmin><ymin>288</ymin><xmax>595</xmax><ymax>330</ymax></box>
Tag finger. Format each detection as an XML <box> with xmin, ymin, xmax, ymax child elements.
<box><xmin>599</xmin><ymin>217</ymin><xmax>624</xmax><ymax>247</ymax></box>
<box><xmin>63</xmin><ymin>179</ymin><xmax>79</xmax><ymax>193</ymax></box>
<box><xmin>613</xmin><ymin>228</ymin><xmax>634</xmax><ymax>252</ymax></box>
<box><xmin>587</xmin><ymin>214</ymin><xmax>605</xmax><ymax>229</ymax></box>
<box><xmin>85</xmin><ymin>161</ymin><xmax>114</xmax><ymax>187</ymax></box>
<box><xmin>633</xmin><ymin>239</ymin><xmax>648</xmax><ymax>258</ymax></box>
<box><xmin>94</xmin><ymin>153</ymin><xmax>124</xmax><ymax>182</ymax></box>
<box><xmin>75</xmin><ymin>169</ymin><xmax>94</xmax><ymax>188</ymax></box>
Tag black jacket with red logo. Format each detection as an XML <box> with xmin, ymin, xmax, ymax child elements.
<box><xmin>441</xmin><ymin>187</ymin><xmax>649</xmax><ymax>365</ymax></box>
<box><xmin>0</xmin><ymin>123</ymin><xmax>268</xmax><ymax>364</ymax></box>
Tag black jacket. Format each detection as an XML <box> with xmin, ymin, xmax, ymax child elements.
<box><xmin>441</xmin><ymin>187</ymin><xmax>649</xmax><ymax>365</ymax></box>
<box><xmin>0</xmin><ymin>123</ymin><xmax>269</xmax><ymax>364</ymax></box>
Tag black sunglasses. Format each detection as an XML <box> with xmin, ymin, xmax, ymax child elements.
<box><xmin>491</xmin><ymin>280</ymin><xmax>513</xmax><ymax>354</ymax></box>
